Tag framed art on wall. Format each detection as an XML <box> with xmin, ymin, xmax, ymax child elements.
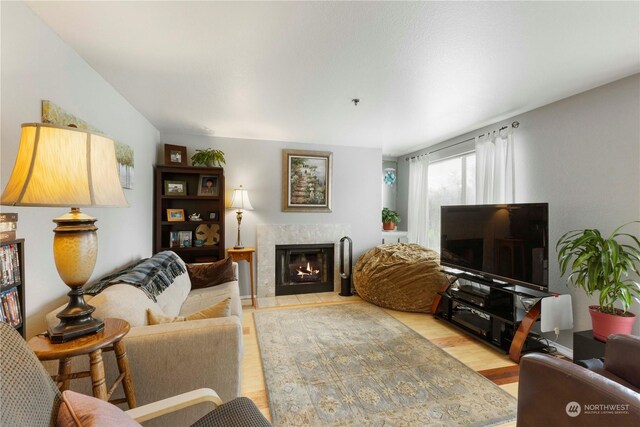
<box><xmin>282</xmin><ymin>149</ymin><xmax>332</xmax><ymax>212</ymax></box>
<box><xmin>164</xmin><ymin>144</ymin><xmax>187</xmax><ymax>166</ymax></box>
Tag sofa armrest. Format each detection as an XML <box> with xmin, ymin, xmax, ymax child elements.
<box><xmin>517</xmin><ymin>353</ymin><xmax>640</xmax><ymax>427</ymax></box>
<box><xmin>125</xmin><ymin>388</ymin><xmax>222</xmax><ymax>423</ymax></box>
<box><xmin>45</xmin><ymin>316</ymin><xmax>242</xmax><ymax>427</ymax></box>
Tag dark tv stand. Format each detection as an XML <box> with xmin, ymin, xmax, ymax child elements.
<box><xmin>431</xmin><ymin>269</ymin><xmax>551</xmax><ymax>363</ymax></box>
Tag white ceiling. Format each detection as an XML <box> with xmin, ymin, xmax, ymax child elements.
<box><xmin>26</xmin><ymin>1</ymin><xmax>640</xmax><ymax>156</ymax></box>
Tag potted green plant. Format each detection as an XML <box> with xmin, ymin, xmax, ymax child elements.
<box><xmin>191</xmin><ymin>148</ymin><xmax>226</xmax><ymax>167</ymax></box>
<box><xmin>557</xmin><ymin>221</ymin><xmax>640</xmax><ymax>341</ymax></box>
<box><xmin>382</xmin><ymin>208</ymin><xmax>401</xmax><ymax>231</ymax></box>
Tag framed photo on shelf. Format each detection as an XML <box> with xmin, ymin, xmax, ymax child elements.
<box><xmin>209</xmin><ymin>212</ymin><xmax>218</xmax><ymax>220</ymax></box>
<box><xmin>164</xmin><ymin>180</ymin><xmax>187</xmax><ymax>196</ymax></box>
<box><xmin>282</xmin><ymin>149</ymin><xmax>332</xmax><ymax>212</ymax></box>
<box><xmin>178</xmin><ymin>231</ymin><xmax>192</xmax><ymax>248</ymax></box>
<box><xmin>169</xmin><ymin>231</ymin><xmax>179</xmax><ymax>248</ymax></box>
<box><xmin>166</xmin><ymin>208</ymin><xmax>185</xmax><ymax>222</ymax></box>
<box><xmin>164</xmin><ymin>144</ymin><xmax>187</xmax><ymax>166</ymax></box>
<box><xmin>197</xmin><ymin>175</ymin><xmax>219</xmax><ymax>196</ymax></box>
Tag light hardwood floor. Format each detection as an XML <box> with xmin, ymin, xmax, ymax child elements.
<box><xmin>241</xmin><ymin>292</ymin><xmax>518</xmax><ymax>426</ymax></box>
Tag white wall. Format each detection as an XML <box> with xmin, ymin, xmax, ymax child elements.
<box><xmin>397</xmin><ymin>74</ymin><xmax>640</xmax><ymax>347</ymax></box>
<box><xmin>0</xmin><ymin>2</ymin><xmax>159</xmax><ymax>337</ymax></box>
<box><xmin>160</xmin><ymin>133</ymin><xmax>382</xmax><ymax>297</ymax></box>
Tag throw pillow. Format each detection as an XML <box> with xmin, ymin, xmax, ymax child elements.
<box><xmin>187</xmin><ymin>256</ymin><xmax>235</xmax><ymax>289</ymax></box>
<box><xmin>57</xmin><ymin>390</ymin><xmax>141</xmax><ymax>427</ymax></box>
<box><xmin>147</xmin><ymin>297</ymin><xmax>231</xmax><ymax>325</ymax></box>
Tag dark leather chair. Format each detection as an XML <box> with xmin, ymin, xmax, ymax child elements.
<box><xmin>517</xmin><ymin>334</ymin><xmax>640</xmax><ymax>426</ymax></box>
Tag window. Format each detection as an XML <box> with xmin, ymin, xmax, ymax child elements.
<box><xmin>427</xmin><ymin>153</ymin><xmax>475</xmax><ymax>250</ymax></box>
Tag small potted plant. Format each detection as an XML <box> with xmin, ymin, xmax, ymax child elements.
<box><xmin>557</xmin><ymin>221</ymin><xmax>640</xmax><ymax>341</ymax></box>
<box><xmin>382</xmin><ymin>208</ymin><xmax>401</xmax><ymax>231</ymax></box>
<box><xmin>191</xmin><ymin>148</ymin><xmax>226</xmax><ymax>167</ymax></box>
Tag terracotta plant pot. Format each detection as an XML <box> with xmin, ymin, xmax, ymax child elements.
<box><xmin>589</xmin><ymin>305</ymin><xmax>636</xmax><ymax>342</ymax></box>
<box><xmin>383</xmin><ymin>222</ymin><xmax>396</xmax><ymax>231</ymax></box>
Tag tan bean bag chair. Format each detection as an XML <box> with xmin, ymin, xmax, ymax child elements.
<box><xmin>353</xmin><ymin>243</ymin><xmax>449</xmax><ymax>313</ymax></box>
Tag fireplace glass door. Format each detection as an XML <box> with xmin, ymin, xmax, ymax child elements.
<box><xmin>275</xmin><ymin>244</ymin><xmax>334</xmax><ymax>295</ymax></box>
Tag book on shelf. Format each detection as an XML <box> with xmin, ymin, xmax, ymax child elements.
<box><xmin>0</xmin><ymin>287</ymin><xmax>22</xmax><ymax>327</ymax></box>
<box><xmin>0</xmin><ymin>213</ymin><xmax>18</xmax><ymax>223</ymax></box>
<box><xmin>0</xmin><ymin>222</ymin><xmax>17</xmax><ymax>232</ymax></box>
<box><xmin>0</xmin><ymin>231</ymin><xmax>17</xmax><ymax>243</ymax></box>
<box><xmin>0</xmin><ymin>243</ymin><xmax>21</xmax><ymax>289</ymax></box>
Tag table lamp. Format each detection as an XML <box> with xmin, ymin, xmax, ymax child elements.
<box><xmin>229</xmin><ymin>185</ymin><xmax>253</xmax><ymax>249</ymax></box>
<box><xmin>1</xmin><ymin>123</ymin><xmax>128</xmax><ymax>342</ymax></box>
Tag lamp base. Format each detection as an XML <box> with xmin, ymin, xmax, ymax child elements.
<box><xmin>48</xmin><ymin>317</ymin><xmax>104</xmax><ymax>343</ymax></box>
<box><xmin>234</xmin><ymin>245</ymin><xmax>245</xmax><ymax>249</ymax></box>
<box><xmin>48</xmin><ymin>286</ymin><xmax>104</xmax><ymax>343</ymax></box>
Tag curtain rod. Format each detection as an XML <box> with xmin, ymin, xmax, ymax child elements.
<box><xmin>405</xmin><ymin>121</ymin><xmax>520</xmax><ymax>161</ymax></box>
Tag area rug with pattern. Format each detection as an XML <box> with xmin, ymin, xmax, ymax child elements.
<box><xmin>254</xmin><ymin>302</ymin><xmax>516</xmax><ymax>426</ymax></box>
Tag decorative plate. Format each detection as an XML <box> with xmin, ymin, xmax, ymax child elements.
<box><xmin>195</xmin><ymin>224</ymin><xmax>220</xmax><ymax>246</ymax></box>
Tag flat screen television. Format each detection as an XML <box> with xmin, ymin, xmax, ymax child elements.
<box><xmin>440</xmin><ymin>203</ymin><xmax>549</xmax><ymax>291</ymax></box>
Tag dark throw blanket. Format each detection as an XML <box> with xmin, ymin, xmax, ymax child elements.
<box><xmin>84</xmin><ymin>251</ymin><xmax>186</xmax><ymax>302</ymax></box>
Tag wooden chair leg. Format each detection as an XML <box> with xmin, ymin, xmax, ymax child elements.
<box><xmin>89</xmin><ymin>349</ymin><xmax>108</xmax><ymax>400</ymax></box>
<box><xmin>113</xmin><ymin>339</ymin><xmax>138</xmax><ymax>408</ymax></box>
<box><xmin>57</xmin><ymin>357</ymin><xmax>72</xmax><ymax>391</ymax></box>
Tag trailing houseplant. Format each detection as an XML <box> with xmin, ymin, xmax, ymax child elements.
<box><xmin>191</xmin><ymin>148</ymin><xmax>226</xmax><ymax>167</ymax></box>
<box><xmin>382</xmin><ymin>208</ymin><xmax>401</xmax><ymax>231</ymax></box>
<box><xmin>557</xmin><ymin>221</ymin><xmax>640</xmax><ymax>341</ymax></box>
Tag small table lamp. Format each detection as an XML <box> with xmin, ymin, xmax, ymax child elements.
<box><xmin>229</xmin><ymin>185</ymin><xmax>253</xmax><ymax>249</ymax></box>
<box><xmin>1</xmin><ymin>123</ymin><xmax>128</xmax><ymax>343</ymax></box>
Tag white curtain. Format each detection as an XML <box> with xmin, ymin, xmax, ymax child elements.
<box><xmin>407</xmin><ymin>154</ymin><xmax>430</xmax><ymax>246</ymax></box>
<box><xmin>475</xmin><ymin>129</ymin><xmax>515</xmax><ymax>203</ymax></box>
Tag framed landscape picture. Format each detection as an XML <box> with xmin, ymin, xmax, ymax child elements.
<box><xmin>282</xmin><ymin>149</ymin><xmax>332</xmax><ymax>212</ymax></box>
<box><xmin>166</xmin><ymin>208</ymin><xmax>185</xmax><ymax>222</ymax></box>
<box><xmin>164</xmin><ymin>180</ymin><xmax>187</xmax><ymax>196</ymax></box>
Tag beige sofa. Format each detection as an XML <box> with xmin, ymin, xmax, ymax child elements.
<box><xmin>45</xmin><ymin>257</ymin><xmax>243</xmax><ymax>427</ymax></box>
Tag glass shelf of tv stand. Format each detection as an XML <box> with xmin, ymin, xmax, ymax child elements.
<box><xmin>440</xmin><ymin>268</ymin><xmax>550</xmax><ymax>299</ymax></box>
<box><xmin>438</xmin><ymin>292</ymin><xmax>525</xmax><ymax>325</ymax></box>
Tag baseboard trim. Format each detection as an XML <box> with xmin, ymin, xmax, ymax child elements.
<box><xmin>548</xmin><ymin>339</ymin><xmax>573</xmax><ymax>360</ymax></box>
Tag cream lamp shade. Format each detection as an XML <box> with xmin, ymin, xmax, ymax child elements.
<box><xmin>1</xmin><ymin>123</ymin><xmax>127</xmax><ymax>343</ymax></box>
<box><xmin>229</xmin><ymin>185</ymin><xmax>253</xmax><ymax>249</ymax></box>
<box><xmin>1</xmin><ymin>123</ymin><xmax>127</xmax><ymax>207</ymax></box>
<box><xmin>229</xmin><ymin>186</ymin><xmax>254</xmax><ymax>211</ymax></box>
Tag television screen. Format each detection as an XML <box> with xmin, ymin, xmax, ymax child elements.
<box><xmin>440</xmin><ymin>203</ymin><xmax>549</xmax><ymax>291</ymax></box>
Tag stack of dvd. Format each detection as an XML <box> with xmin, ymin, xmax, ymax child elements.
<box><xmin>0</xmin><ymin>213</ymin><xmax>17</xmax><ymax>243</ymax></box>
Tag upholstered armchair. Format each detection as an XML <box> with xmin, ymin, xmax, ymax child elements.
<box><xmin>0</xmin><ymin>322</ymin><xmax>269</xmax><ymax>427</ymax></box>
<box><xmin>517</xmin><ymin>334</ymin><xmax>640</xmax><ymax>427</ymax></box>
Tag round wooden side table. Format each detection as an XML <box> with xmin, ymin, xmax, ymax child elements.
<box><xmin>28</xmin><ymin>318</ymin><xmax>137</xmax><ymax>408</ymax></box>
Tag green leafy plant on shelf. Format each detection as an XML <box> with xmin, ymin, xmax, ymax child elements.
<box><xmin>556</xmin><ymin>221</ymin><xmax>640</xmax><ymax>315</ymax></box>
<box><xmin>191</xmin><ymin>148</ymin><xmax>226</xmax><ymax>167</ymax></box>
<box><xmin>557</xmin><ymin>221</ymin><xmax>640</xmax><ymax>341</ymax></box>
<box><xmin>382</xmin><ymin>208</ymin><xmax>401</xmax><ymax>231</ymax></box>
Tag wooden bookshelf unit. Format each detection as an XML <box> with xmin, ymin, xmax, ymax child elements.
<box><xmin>153</xmin><ymin>165</ymin><xmax>225</xmax><ymax>263</ymax></box>
<box><xmin>1</xmin><ymin>239</ymin><xmax>25</xmax><ymax>338</ymax></box>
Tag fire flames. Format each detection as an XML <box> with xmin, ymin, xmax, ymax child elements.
<box><xmin>296</xmin><ymin>262</ymin><xmax>319</xmax><ymax>278</ymax></box>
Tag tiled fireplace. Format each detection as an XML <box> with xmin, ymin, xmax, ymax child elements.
<box><xmin>275</xmin><ymin>243</ymin><xmax>334</xmax><ymax>295</ymax></box>
<box><xmin>257</xmin><ymin>224</ymin><xmax>351</xmax><ymax>297</ymax></box>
